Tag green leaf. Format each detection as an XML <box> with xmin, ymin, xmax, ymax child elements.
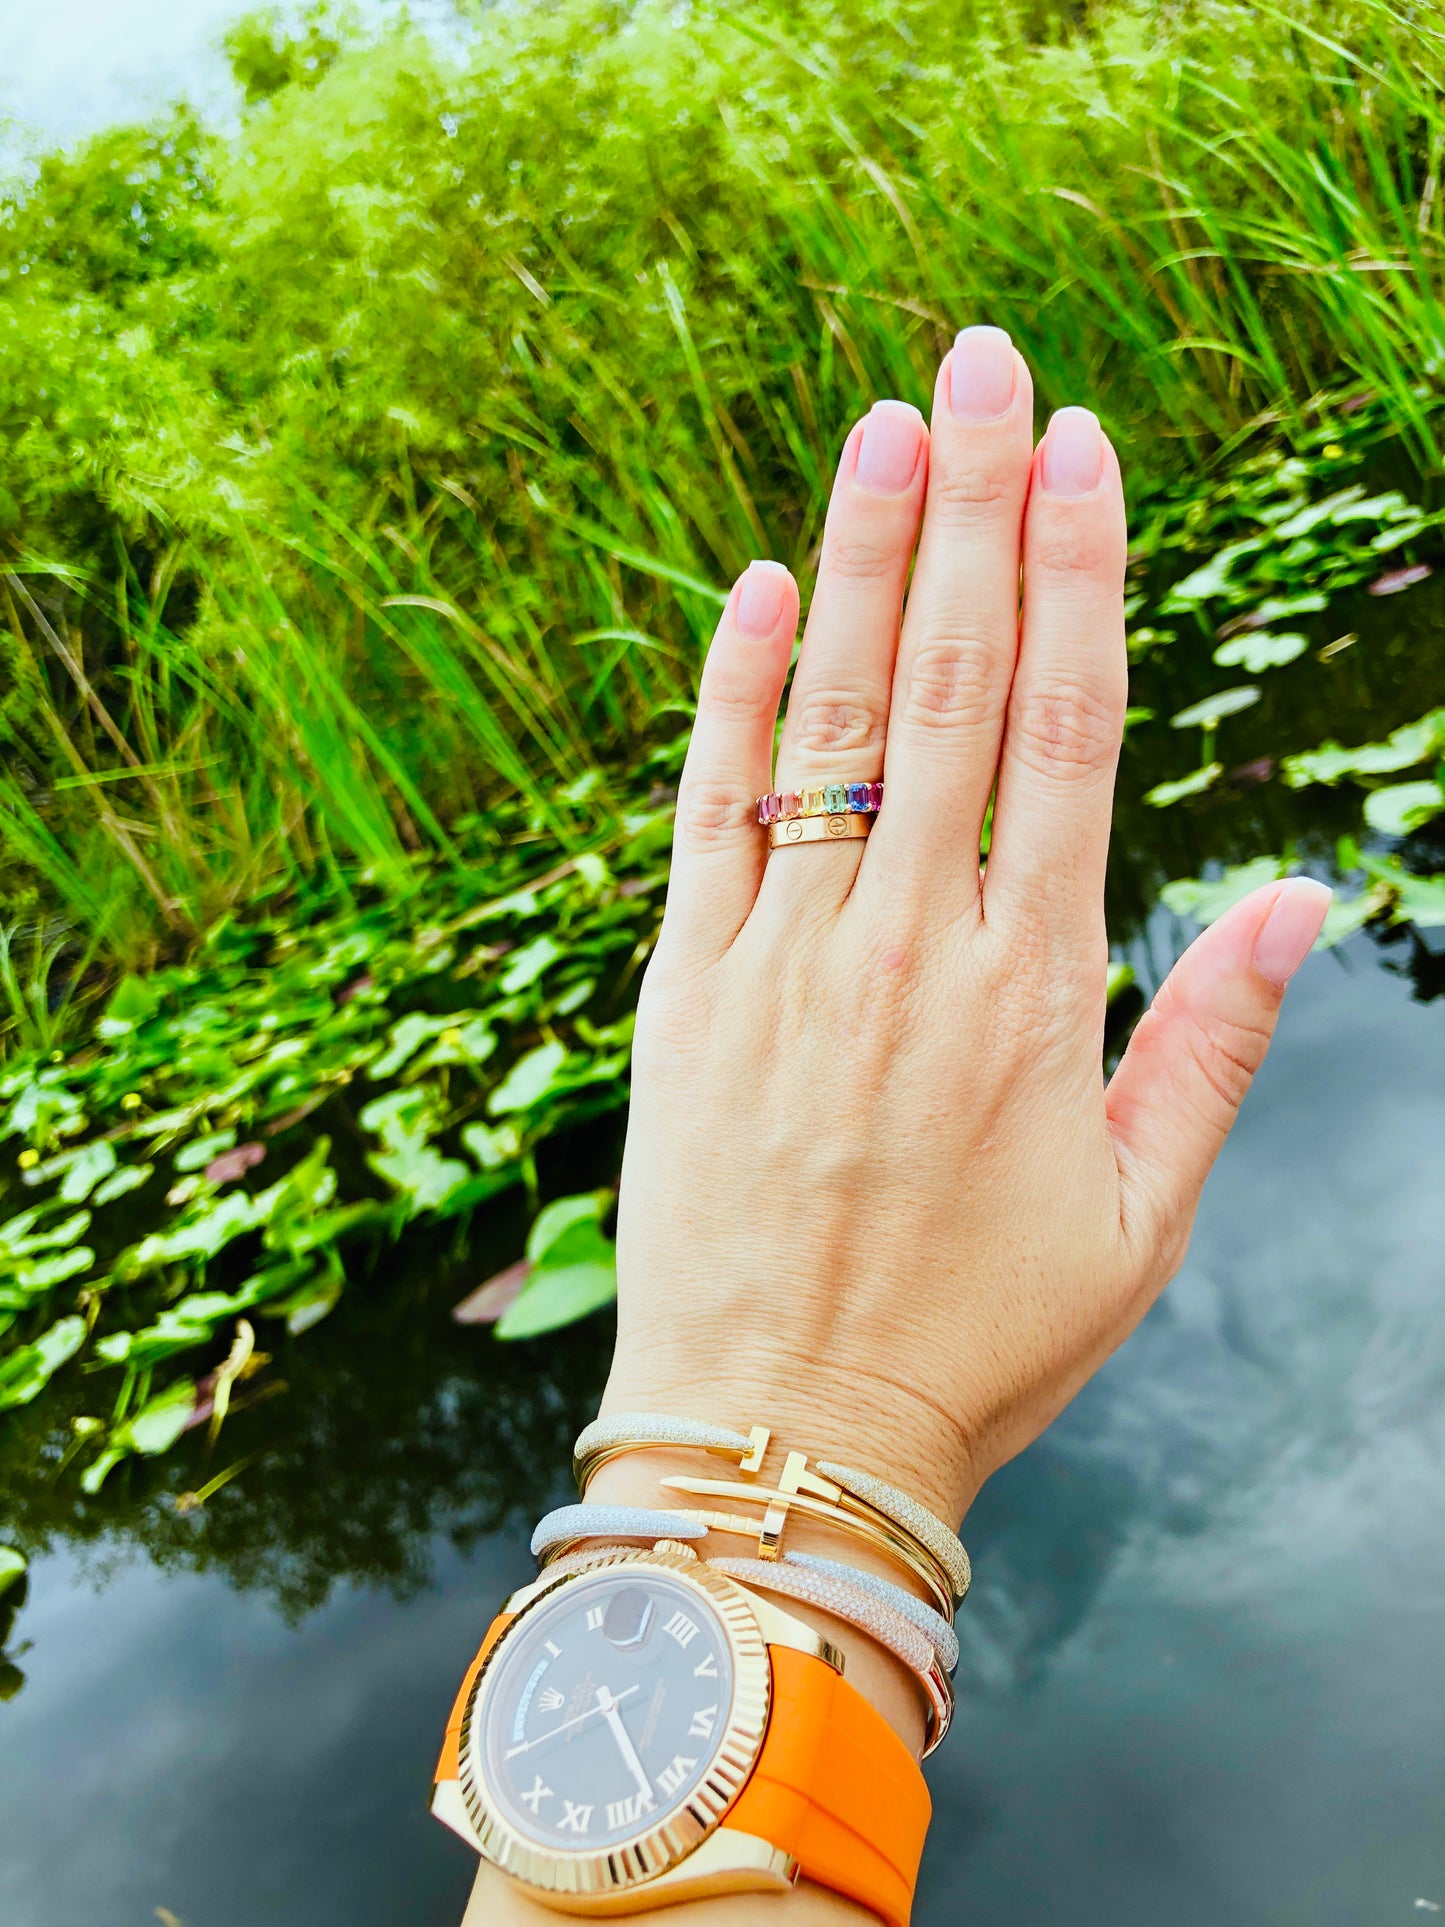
<box><xmin>174</xmin><ymin>1129</ymin><xmax>237</xmax><ymax>1172</ymax></box>
<box><xmin>1361</xmin><ymin>781</ymin><xmax>1445</xmax><ymax>836</ymax></box>
<box><xmin>1144</xmin><ymin>763</ymin><xmax>1222</xmax><ymax>808</ymax></box>
<box><xmin>527</xmin><ymin>1191</ymin><xmax>609</xmax><ymax>1263</ymax></box>
<box><xmin>115</xmin><ymin>1377</ymin><xmax>196</xmax><ymax>1455</ymax></box>
<box><xmin>1281</xmin><ymin>710</ymin><xmax>1445</xmax><ymax>788</ymax></box>
<box><xmin>0</xmin><ymin>1314</ymin><xmax>87</xmax><ymax>1411</ymax></box>
<box><xmin>100</xmin><ymin>974</ymin><xmax>162</xmax><ymax>1031</ymax></box>
<box><xmin>0</xmin><ymin>1209</ymin><xmax>91</xmax><ymax>1261</ymax></box>
<box><xmin>1159</xmin><ymin>856</ymin><xmax>1287</xmax><ymax>924</ymax></box>
<box><xmin>1211</xmin><ymin>630</ymin><xmax>1309</xmax><ymax>672</ymax></box>
<box><xmin>500</xmin><ymin>935</ymin><xmax>562</xmax><ymax>993</ymax></box>
<box><xmin>13</xmin><ymin>1246</ymin><xmax>94</xmax><ymax>1291</ymax></box>
<box><xmin>487</xmin><ymin>1039</ymin><xmax>569</xmax><ymax>1116</ymax></box>
<box><xmin>496</xmin><ymin>1260</ymin><xmax>617</xmax><ymax>1339</ymax></box>
<box><xmin>370</xmin><ymin>1012</ymin><xmax>456</xmax><ymax>1079</ymax></box>
<box><xmin>91</xmin><ymin>1162</ymin><xmax>153</xmax><ymax>1206</ymax></box>
<box><xmin>56</xmin><ymin>1139</ymin><xmax>119</xmax><ymax>1204</ymax></box>
<box><xmin>1169</xmin><ymin>687</ymin><xmax>1261</xmax><ymax>729</ymax></box>
<box><xmin>0</xmin><ymin>1547</ymin><xmax>26</xmax><ymax>1599</ymax></box>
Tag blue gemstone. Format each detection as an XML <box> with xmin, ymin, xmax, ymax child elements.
<box><xmin>846</xmin><ymin>783</ymin><xmax>870</xmax><ymax>811</ymax></box>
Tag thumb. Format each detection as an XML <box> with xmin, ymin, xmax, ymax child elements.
<box><xmin>1106</xmin><ymin>878</ymin><xmax>1332</xmax><ymax>1240</ymax></box>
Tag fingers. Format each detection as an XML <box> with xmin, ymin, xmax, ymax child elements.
<box><xmin>982</xmin><ymin>409</ymin><xmax>1128</xmax><ymax>947</ymax></box>
<box><xmin>663</xmin><ymin>561</ymin><xmax>798</xmax><ymax>960</ymax></box>
<box><xmin>1106</xmin><ymin>879</ymin><xmax>1332</xmax><ymax>1247</ymax></box>
<box><xmin>761</xmin><ymin>400</ymin><xmax>927</xmax><ymax>912</ymax></box>
<box><xmin>872</xmin><ymin>327</ymin><xmax>1035</xmax><ymax>904</ymax></box>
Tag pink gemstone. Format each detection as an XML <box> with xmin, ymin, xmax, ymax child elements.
<box><xmin>758</xmin><ymin>794</ymin><xmax>780</xmax><ymax>823</ymax></box>
<box><xmin>867</xmin><ymin>781</ymin><xmax>884</xmax><ymax>811</ymax></box>
<box><xmin>779</xmin><ymin>791</ymin><xmax>801</xmax><ymax>818</ymax></box>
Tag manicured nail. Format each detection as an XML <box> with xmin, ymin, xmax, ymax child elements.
<box><xmin>949</xmin><ymin>325</ymin><xmax>1015</xmax><ymax>421</ymax></box>
<box><xmin>855</xmin><ymin>400</ymin><xmax>924</xmax><ymax>495</ymax></box>
<box><xmin>1041</xmin><ymin>407</ymin><xmax>1103</xmax><ymax>496</ymax></box>
<box><xmin>1253</xmin><ymin>878</ymin><xmax>1332</xmax><ymax>986</ymax></box>
<box><xmin>735</xmin><ymin>559</ymin><xmax>790</xmax><ymax>638</ymax></box>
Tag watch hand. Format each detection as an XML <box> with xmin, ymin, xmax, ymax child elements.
<box><xmin>595</xmin><ymin>1685</ymin><xmax>653</xmax><ymax>1803</ymax></box>
<box><xmin>504</xmin><ymin>1683</ymin><xmax>640</xmax><ymax>1757</ymax></box>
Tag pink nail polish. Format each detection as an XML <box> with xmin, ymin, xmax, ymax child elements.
<box><xmin>735</xmin><ymin>560</ymin><xmax>789</xmax><ymax>638</ymax></box>
<box><xmin>855</xmin><ymin>401</ymin><xmax>924</xmax><ymax>495</ymax></box>
<box><xmin>949</xmin><ymin>325</ymin><xmax>1015</xmax><ymax>421</ymax></box>
<box><xmin>1252</xmin><ymin>878</ymin><xmax>1332</xmax><ymax>985</ymax></box>
<box><xmin>1041</xmin><ymin>407</ymin><xmax>1104</xmax><ymax>496</ymax></box>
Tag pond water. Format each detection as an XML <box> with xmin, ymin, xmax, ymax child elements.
<box><xmin>1</xmin><ymin>925</ymin><xmax>1441</xmax><ymax>1927</ymax></box>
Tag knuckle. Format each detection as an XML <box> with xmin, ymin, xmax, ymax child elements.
<box><xmin>787</xmin><ymin>689</ymin><xmax>887</xmax><ymax>758</ymax></box>
<box><xmin>930</xmin><ymin>457</ymin><xmax>1016</xmax><ymax>517</ymax></box>
<box><xmin>1030</xmin><ymin>521</ymin><xmax>1124</xmax><ymax>584</ymax></box>
<box><xmin>673</xmin><ymin>778</ymin><xmax>755</xmax><ymax>849</ymax></box>
<box><xmin>823</xmin><ymin>527</ymin><xmax>906</xmax><ymax>584</ymax></box>
<box><xmin>1010</xmin><ymin>677</ymin><xmax>1121</xmax><ymax>777</ymax></box>
<box><xmin>701</xmin><ymin>660</ymin><xmax>774</xmax><ymax>720</ymax></box>
<box><xmin>1160</xmin><ymin>985</ymin><xmax>1272</xmax><ymax>1113</ymax></box>
<box><xmin>899</xmin><ymin>637</ymin><xmax>1004</xmax><ymax>735</ymax></box>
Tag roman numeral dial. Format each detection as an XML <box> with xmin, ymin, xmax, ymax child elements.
<box><xmin>480</xmin><ymin>1570</ymin><xmax>736</xmax><ymax>1852</ymax></box>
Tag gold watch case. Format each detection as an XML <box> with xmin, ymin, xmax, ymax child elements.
<box><xmin>431</xmin><ymin>1543</ymin><xmax>844</xmax><ymax>1916</ymax></box>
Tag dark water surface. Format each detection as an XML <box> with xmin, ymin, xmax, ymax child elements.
<box><xmin>0</xmin><ymin>931</ymin><xmax>1441</xmax><ymax>1927</ymax></box>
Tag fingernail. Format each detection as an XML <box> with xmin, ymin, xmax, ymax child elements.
<box><xmin>735</xmin><ymin>559</ymin><xmax>790</xmax><ymax>638</ymax></box>
<box><xmin>1252</xmin><ymin>878</ymin><xmax>1332</xmax><ymax>986</ymax></box>
<box><xmin>1041</xmin><ymin>407</ymin><xmax>1104</xmax><ymax>496</ymax></box>
<box><xmin>949</xmin><ymin>325</ymin><xmax>1016</xmax><ymax>421</ymax></box>
<box><xmin>855</xmin><ymin>400</ymin><xmax>924</xmax><ymax>495</ymax></box>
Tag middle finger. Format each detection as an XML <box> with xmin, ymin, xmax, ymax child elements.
<box><xmin>868</xmin><ymin>327</ymin><xmax>1035</xmax><ymax>913</ymax></box>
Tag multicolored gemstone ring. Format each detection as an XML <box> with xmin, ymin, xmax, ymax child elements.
<box><xmin>756</xmin><ymin>779</ymin><xmax>883</xmax><ymax>826</ymax></box>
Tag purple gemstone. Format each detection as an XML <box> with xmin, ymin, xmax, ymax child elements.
<box><xmin>758</xmin><ymin>794</ymin><xmax>780</xmax><ymax>824</ymax></box>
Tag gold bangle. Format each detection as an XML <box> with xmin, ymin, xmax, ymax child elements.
<box><xmin>574</xmin><ymin>1418</ymin><xmax>967</xmax><ymax>1614</ymax></box>
<box><xmin>767</xmin><ymin>811</ymin><xmax>871</xmax><ymax>848</ymax></box>
<box><xmin>659</xmin><ymin>1484</ymin><xmax>955</xmax><ymax>1621</ymax></box>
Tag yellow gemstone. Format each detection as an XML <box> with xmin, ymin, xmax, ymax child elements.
<box><xmin>803</xmin><ymin>786</ymin><xmax>827</xmax><ymax>816</ymax></box>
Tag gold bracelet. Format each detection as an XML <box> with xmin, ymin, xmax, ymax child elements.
<box><xmin>573</xmin><ymin>1415</ymin><xmax>970</xmax><ymax>1613</ymax></box>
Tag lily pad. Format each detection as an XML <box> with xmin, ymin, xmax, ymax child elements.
<box><xmin>1362</xmin><ymin>781</ymin><xmax>1445</xmax><ymax>836</ymax></box>
<box><xmin>1144</xmin><ymin>764</ymin><xmax>1223</xmax><ymax>808</ymax></box>
<box><xmin>1212</xmin><ymin>631</ymin><xmax>1309</xmax><ymax>672</ymax></box>
<box><xmin>1159</xmin><ymin>856</ymin><xmax>1289</xmax><ymax>925</ymax></box>
<box><xmin>1170</xmin><ymin>687</ymin><xmax>1261</xmax><ymax>730</ymax></box>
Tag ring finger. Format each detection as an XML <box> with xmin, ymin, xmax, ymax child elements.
<box><xmin>758</xmin><ymin>399</ymin><xmax>928</xmax><ymax>916</ymax></box>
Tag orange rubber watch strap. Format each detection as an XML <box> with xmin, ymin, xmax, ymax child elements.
<box><xmin>435</xmin><ymin>1611</ymin><xmax>513</xmax><ymax>1783</ymax></box>
<box><xmin>724</xmin><ymin>1644</ymin><xmax>931</xmax><ymax>1927</ymax></box>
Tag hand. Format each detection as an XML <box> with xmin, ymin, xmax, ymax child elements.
<box><xmin>595</xmin><ymin>1686</ymin><xmax>653</xmax><ymax>1804</ymax></box>
<box><xmin>601</xmin><ymin>327</ymin><xmax>1330</xmax><ymax>1527</ymax></box>
<box><xmin>504</xmin><ymin>1684</ymin><xmax>639</xmax><ymax>1758</ymax></box>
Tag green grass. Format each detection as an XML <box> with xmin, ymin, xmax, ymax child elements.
<box><xmin>3</xmin><ymin>0</ymin><xmax>1445</xmax><ymax>971</ymax></box>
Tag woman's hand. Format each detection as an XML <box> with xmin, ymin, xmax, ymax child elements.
<box><xmin>602</xmin><ymin>327</ymin><xmax>1329</xmax><ymax>1531</ymax></box>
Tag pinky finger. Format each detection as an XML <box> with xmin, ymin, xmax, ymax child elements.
<box><xmin>663</xmin><ymin>560</ymin><xmax>798</xmax><ymax>961</ymax></box>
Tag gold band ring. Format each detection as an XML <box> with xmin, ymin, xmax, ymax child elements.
<box><xmin>767</xmin><ymin>812</ymin><xmax>871</xmax><ymax>849</ymax></box>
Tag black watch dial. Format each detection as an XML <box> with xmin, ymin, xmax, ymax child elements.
<box><xmin>479</xmin><ymin>1567</ymin><xmax>736</xmax><ymax>1850</ymax></box>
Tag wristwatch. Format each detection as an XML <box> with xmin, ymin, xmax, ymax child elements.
<box><xmin>432</xmin><ymin>1543</ymin><xmax>931</xmax><ymax>1922</ymax></box>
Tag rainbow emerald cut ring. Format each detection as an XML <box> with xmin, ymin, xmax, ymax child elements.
<box><xmin>756</xmin><ymin>779</ymin><xmax>882</xmax><ymax>826</ymax></box>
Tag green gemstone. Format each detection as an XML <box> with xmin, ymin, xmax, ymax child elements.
<box><xmin>823</xmin><ymin>783</ymin><xmax>848</xmax><ymax>812</ymax></box>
